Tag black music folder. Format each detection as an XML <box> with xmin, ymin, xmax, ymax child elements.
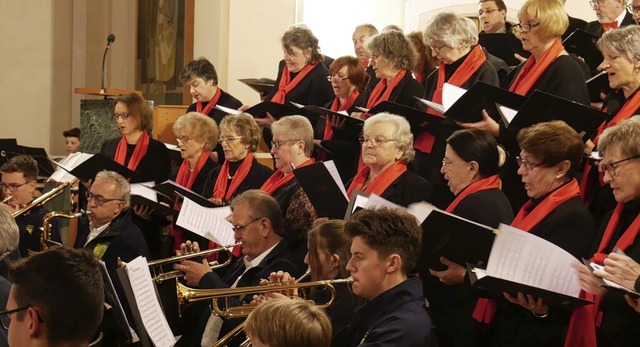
<box><xmin>508</xmin><ymin>90</ymin><xmax>608</xmax><ymax>140</ymax></box>
<box><xmin>416</xmin><ymin>207</ymin><xmax>496</xmax><ymax>271</ymax></box>
<box><xmin>587</xmin><ymin>71</ymin><xmax>609</xmax><ymax>102</ymax></box>
<box><xmin>291</xmin><ymin>103</ymin><xmax>364</xmax><ymax>127</ymax></box>
<box><xmin>239</xmin><ymin>78</ymin><xmax>276</xmax><ymax>95</ymax></box>
<box><xmin>363</xmin><ymin>101</ymin><xmax>445</xmax><ymax>129</ymax></box>
<box><xmin>151</xmin><ymin>180</ymin><xmax>216</xmax><ymax>207</ymax></box>
<box><xmin>583</xmin><ymin>259</ymin><xmax>640</xmax><ymax>299</ymax></box>
<box><xmin>130</xmin><ymin>195</ymin><xmax>176</xmax><ymax>216</ymax></box>
<box><xmin>562</xmin><ymin>29</ymin><xmax>603</xmax><ymax>74</ymax></box>
<box><xmin>416</xmin><ymin>82</ymin><xmax>527</xmax><ymax>125</ymax></box>
<box><xmin>10</xmin><ymin>145</ymin><xmax>55</xmax><ymax>177</ymax></box>
<box><xmin>479</xmin><ymin>32</ymin><xmax>530</xmax><ymax>66</ymax></box>
<box><xmin>294</xmin><ymin>161</ymin><xmax>349</xmax><ymax>219</ymax></box>
<box><xmin>467</xmin><ymin>267</ymin><xmax>594</xmax><ymax>310</ymax></box>
<box><xmin>58</xmin><ymin>153</ymin><xmax>134</xmax><ymax>182</ymax></box>
<box><xmin>245</xmin><ymin>101</ymin><xmax>303</xmax><ymax>119</ymax></box>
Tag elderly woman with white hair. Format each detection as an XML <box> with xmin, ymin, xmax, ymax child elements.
<box><xmin>418</xmin><ymin>12</ymin><xmax>500</xmax><ymax>209</ymax></box>
<box><xmin>346</xmin><ymin>113</ymin><xmax>433</xmax><ymax>207</ymax></box>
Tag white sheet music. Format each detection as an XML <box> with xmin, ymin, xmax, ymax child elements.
<box><xmin>442</xmin><ymin>83</ymin><xmax>467</xmax><ymax>110</ymax></box>
<box><xmin>415</xmin><ymin>98</ymin><xmax>445</xmax><ymax>114</ymax></box>
<box><xmin>496</xmin><ymin>103</ymin><xmax>518</xmax><ymax>126</ymax></box>
<box><xmin>125</xmin><ymin>257</ymin><xmax>176</xmax><ymax>347</ymax></box>
<box><xmin>363</xmin><ymin>193</ymin><xmax>403</xmax><ymax>210</ymax></box>
<box><xmin>48</xmin><ymin>152</ymin><xmax>92</xmax><ymax>183</ymax></box>
<box><xmin>486</xmin><ymin>224</ymin><xmax>582</xmax><ymax>297</ymax></box>
<box><xmin>130</xmin><ymin>182</ymin><xmax>158</xmax><ymax>202</ymax></box>
<box><xmin>323</xmin><ymin>161</ymin><xmax>348</xmax><ymax>199</ymax></box>
<box><xmin>214</xmin><ymin>104</ymin><xmax>241</xmax><ymax>115</ymax></box>
<box><xmin>175</xmin><ymin>197</ymin><xmax>235</xmax><ymax>246</ymax></box>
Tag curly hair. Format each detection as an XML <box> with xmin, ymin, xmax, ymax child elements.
<box><xmin>365</xmin><ymin>30</ymin><xmax>415</xmax><ymax>71</ymax></box>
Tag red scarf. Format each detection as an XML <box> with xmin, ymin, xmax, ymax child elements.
<box><xmin>365</xmin><ymin>70</ymin><xmax>407</xmax><ymax>112</ymax></box>
<box><xmin>509</xmin><ymin>39</ymin><xmax>565</xmax><ymax>96</ymax></box>
<box><xmin>418</xmin><ymin>45</ymin><xmax>486</xmax><ymax>154</ymax></box>
<box><xmin>346</xmin><ymin>161</ymin><xmax>407</xmax><ymax>198</ymax></box>
<box><xmin>260</xmin><ymin>158</ymin><xmax>315</xmax><ymax>195</ymax></box>
<box><xmin>564</xmin><ymin>202</ymin><xmax>640</xmax><ymax>347</ymax></box>
<box><xmin>114</xmin><ymin>131</ymin><xmax>150</xmax><ymax>172</ymax></box>
<box><xmin>445</xmin><ymin>175</ymin><xmax>501</xmax><ymax>213</ymax></box>
<box><xmin>472</xmin><ymin>179</ymin><xmax>580</xmax><ymax>323</ymax></box>
<box><xmin>414</xmin><ymin>72</ymin><xmax>425</xmax><ymax>83</ymax></box>
<box><xmin>271</xmin><ymin>63</ymin><xmax>316</xmax><ymax>104</ymax></box>
<box><xmin>170</xmin><ymin>151</ymin><xmax>211</xmax><ymax>250</ymax></box>
<box><xmin>580</xmin><ymin>90</ymin><xmax>640</xmax><ymax>203</ymax></box>
<box><xmin>195</xmin><ymin>87</ymin><xmax>222</xmax><ymax>116</ymax></box>
<box><xmin>212</xmin><ymin>153</ymin><xmax>254</xmax><ymax>202</ymax></box>
<box><xmin>317</xmin><ymin>91</ymin><xmax>360</xmax><ymax>162</ymax></box>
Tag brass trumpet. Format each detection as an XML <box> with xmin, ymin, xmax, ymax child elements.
<box><xmin>176</xmin><ymin>273</ymin><xmax>353</xmax><ymax>318</ymax></box>
<box><xmin>148</xmin><ymin>242</ymin><xmax>241</xmax><ymax>284</ymax></box>
<box><xmin>1</xmin><ymin>195</ymin><xmax>12</xmax><ymax>204</ymax></box>
<box><xmin>41</xmin><ymin>210</ymin><xmax>90</xmax><ymax>250</ymax></box>
<box><xmin>12</xmin><ymin>182</ymin><xmax>70</xmax><ymax>218</ymax></box>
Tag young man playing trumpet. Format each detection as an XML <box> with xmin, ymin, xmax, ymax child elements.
<box><xmin>1</xmin><ymin>155</ymin><xmax>61</xmax><ymax>256</ymax></box>
<box><xmin>174</xmin><ymin>189</ymin><xmax>304</xmax><ymax>347</ymax></box>
<box><xmin>332</xmin><ymin>208</ymin><xmax>437</xmax><ymax>347</ymax></box>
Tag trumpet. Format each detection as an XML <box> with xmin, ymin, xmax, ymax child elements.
<box><xmin>41</xmin><ymin>210</ymin><xmax>89</xmax><ymax>250</ymax></box>
<box><xmin>12</xmin><ymin>182</ymin><xmax>70</xmax><ymax>218</ymax></box>
<box><xmin>148</xmin><ymin>242</ymin><xmax>241</xmax><ymax>284</ymax></box>
<box><xmin>177</xmin><ymin>272</ymin><xmax>353</xmax><ymax>318</ymax></box>
<box><xmin>1</xmin><ymin>195</ymin><xmax>12</xmax><ymax>204</ymax></box>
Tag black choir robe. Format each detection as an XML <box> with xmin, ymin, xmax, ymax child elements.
<box><xmin>201</xmin><ymin>157</ymin><xmax>273</xmax><ymax>202</ymax></box>
<box><xmin>346</xmin><ymin>170</ymin><xmax>433</xmax><ymax>208</ymax></box>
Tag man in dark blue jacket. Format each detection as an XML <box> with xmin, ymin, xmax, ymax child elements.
<box><xmin>332</xmin><ymin>208</ymin><xmax>437</xmax><ymax>347</ymax></box>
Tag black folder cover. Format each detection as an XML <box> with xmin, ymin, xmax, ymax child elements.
<box><xmin>245</xmin><ymin>101</ymin><xmax>305</xmax><ymax>119</ymax></box>
<box><xmin>587</xmin><ymin>71</ymin><xmax>609</xmax><ymax>102</ymax></box>
<box><xmin>295</xmin><ymin>104</ymin><xmax>364</xmax><ymax>127</ymax></box>
<box><xmin>62</xmin><ymin>153</ymin><xmax>134</xmax><ymax>182</ymax></box>
<box><xmin>366</xmin><ymin>101</ymin><xmax>445</xmax><ymax>129</ymax></box>
<box><xmin>479</xmin><ymin>32</ymin><xmax>530</xmax><ymax>66</ymax></box>
<box><xmin>239</xmin><ymin>78</ymin><xmax>276</xmax><ymax>95</ymax></box>
<box><xmin>583</xmin><ymin>259</ymin><xmax>640</xmax><ymax>299</ymax></box>
<box><xmin>508</xmin><ymin>90</ymin><xmax>608</xmax><ymax>140</ymax></box>
<box><xmin>562</xmin><ymin>29</ymin><xmax>603</xmax><ymax>73</ymax></box>
<box><xmin>130</xmin><ymin>194</ymin><xmax>177</xmax><ymax>216</ymax></box>
<box><xmin>151</xmin><ymin>180</ymin><xmax>216</xmax><ymax>208</ymax></box>
<box><xmin>12</xmin><ymin>145</ymin><xmax>55</xmax><ymax>177</ymax></box>
<box><xmin>417</xmin><ymin>208</ymin><xmax>496</xmax><ymax>271</ymax></box>
<box><xmin>294</xmin><ymin>162</ymin><xmax>348</xmax><ymax>219</ymax></box>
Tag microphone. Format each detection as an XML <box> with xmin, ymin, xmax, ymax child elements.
<box><xmin>100</xmin><ymin>34</ymin><xmax>116</xmax><ymax>95</ymax></box>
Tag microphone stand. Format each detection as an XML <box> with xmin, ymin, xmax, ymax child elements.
<box><xmin>100</xmin><ymin>34</ymin><xmax>116</xmax><ymax>99</ymax></box>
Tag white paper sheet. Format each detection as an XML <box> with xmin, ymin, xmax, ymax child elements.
<box><xmin>486</xmin><ymin>224</ymin><xmax>582</xmax><ymax>297</ymax></box>
<box><xmin>442</xmin><ymin>83</ymin><xmax>467</xmax><ymax>111</ymax></box>
<box><xmin>323</xmin><ymin>160</ymin><xmax>348</xmax><ymax>200</ymax></box>
<box><xmin>125</xmin><ymin>256</ymin><xmax>176</xmax><ymax>347</ymax></box>
<box><xmin>497</xmin><ymin>104</ymin><xmax>518</xmax><ymax>126</ymax></box>
<box><xmin>130</xmin><ymin>182</ymin><xmax>158</xmax><ymax>202</ymax></box>
<box><xmin>48</xmin><ymin>152</ymin><xmax>93</xmax><ymax>183</ymax></box>
<box><xmin>214</xmin><ymin>104</ymin><xmax>241</xmax><ymax>115</ymax></box>
<box><xmin>176</xmin><ymin>197</ymin><xmax>235</xmax><ymax>246</ymax></box>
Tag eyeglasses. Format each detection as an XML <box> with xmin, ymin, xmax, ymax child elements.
<box><xmin>271</xmin><ymin>139</ymin><xmax>300</xmax><ymax>150</ymax></box>
<box><xmin>600</xmin><ymin>155</ymin><xmax>640</xmax><ymax>177</ymax></box>
<box><xmin>441</xmin><ymin>159</ymin><xmax>468</xmax><ymax>168</ymax></box>
<box><xmin>359</xmin><ymin>136</ymin><xmax>397</xmax><ymax>147</ymax></box>
<box><xmin>0</xmin><ymin>182</ymin><xmax>28</xmax><ymax>192</ymax></box>
<box><xmin>327</xmin><ymin>74</ymin><xmax>350</xmax><ymax>82</ymax></box>
<box><xmin>513</xmin><ymin>22</ymin><xmax>540</xmax><ymax>33</ymax></box>
<box><xmin>369</xmin><ymin>54</ymin><xmax>380</xmax><ymax>61</ymax></box>
<box><xmin>430</xmin><ymin>43</ymin><xmax>448</xmax><ymax>52</ymax></box>
<box><xmin>218</xmin><ymin>136</ymin><xmax>244</xmax><ymax>144</ymax></box>
<box><xmin>0</xmin><ymin>306</ymin><xmax>30</xmax><ymax>329</ymax></box>
<box><xmin>176</xmin><ymin>136</ymin><xmax>193</xmax><ymax>143</ymax></box>
<box><xmin>516</xmin><ymin>156</ymin><xmax>548</xmax><ymax>171</ymax></box>
<box><xmin>478</xmin><ymin>8</ymin><xmax>500</xmax><ymax>16</ymax></box>
<box><xmin>232</xmin><ymin>217</ymin><xmax>263</xmax><ymax>233</ymax></box>
<box><xmin>589</xmin><ymin>0</ymin><xmax>607</xmax><ymax>7</ymax></box>
<box><xmin>114</xmin><ymin>113</ymin><xmax>131</xmax><ymax>120</ymax></box>
<box><xmin>628</xmin><ymin>5</ymin><xmax>640</xmax><ymax>14</ymax></box>
<box><xmin>85</xmin><ymin>192</ymin><xmax>123</xmax><ymax>206</ymax></box>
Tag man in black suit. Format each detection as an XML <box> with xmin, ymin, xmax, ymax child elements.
<box><xmin>478</xmin><ymin>0</ymin><xmax>511</xmax><ymax>33</ymax></box>
<box><xmin>585</xmin><ymin>0</ymin><xmax>635</xmax><ymax>37</ymax></box>
<box><xmin>174</xmin><ymin>189</ymin><xmax>304</xmax><ymax>347</ymax></box>
<box><xmin>353</xmin><ymin>23</ymin><xmax>380</xmax><ymax>88</ymax></box>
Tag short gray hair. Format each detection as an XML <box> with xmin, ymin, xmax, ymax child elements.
<box><xmin>365</xmin><ymin>30</ymin><xmax>415</xmax><ymax>71</ymax></box>
<box><xmin>173</xmin><ymin>112</ymin><xmax>220</xmax><ymax>150</ymax></box>
<box><xmin>230</xmin><ymin>190</ymin><xmax>284</xmax><ymax>237</ymax></box>
<box><xmin>271</xmin><ymin>116</ymin><xmax>314</xmax><ymax>157</ymax></box>
<box><xmin>94</xmin><ymin>170</ymin><xmax>131</xmax><ymax>208</ymax></box>
<box><xmin>424</xmin><ymin>12</ymin><xmax>477</xmax><ymax>50</ymax></box>
<box><xmin>598</xmin><ymin>116</ymin><xmax>640</xmax><ymax>158</ymax></box>
<box><xmin>354</xmin><ymin>23</ymin><xmax>378</xmax><ymax>37</ymax></box>
<box><xmin>597</xmin><ymin>25</ymin><xmax>640</xmax><ymax>63</ymax></box>
<box><xmin>0</xmin><ymin>209</ymin><xmax>19</xmax><ymax>254</ymax></box>
<box><xmin>363</xmin><ymin>112</ymin><xmax>415</xmax><ymax>163</ymax></box>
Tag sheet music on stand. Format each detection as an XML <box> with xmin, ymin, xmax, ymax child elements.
<box><xmin>175</xmin><ymin>196</ymin><xmax>235</xmax><ymax>246</ymax></box>
<box><xmin>98</xmin><ymin>260</ymin><xmax>138</xmax><ymax>344</ymax></box>
<box><xmin>120</xmin><ymin>256</ymin><xmax>178</xmax><ymax>347</ymax></box>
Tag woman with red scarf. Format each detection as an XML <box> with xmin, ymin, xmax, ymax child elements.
<box><xmin>346</xmin><ymin>113</ymin><xmax>432</xmax><ymax>208</ymax></box>
<box><xmin>581</xmin><ymin>26</ymin><xmax>640</xmax><ymax>227</ymax></box>
<box><xmin>473</xmin><ymin>121</ymin><xmax>594</xmax><ymax>346</ymax></box>
<box><xmin>259</xmin><ymin>26</ymin><xmax>333</xmax><ymax>148</ymax></box>
<box><xmin>99</xmin><ymin>93</ymin><xmax>170</xmax><ymax>259</ymax></box>
<box><xmin>262</xmin><ymin>115</ymin><xmax>318</xmax><ymax>264</ymax></box>
<box><xmin>313</xmin><ymin>56</ymin><xmax>369</xmax><ymax>182</ymax></box>
<box><xmin>574</xmin><ymin>117</ymin><xmax>640</xmax><ymax>347</ymax></box>
<box><xmin>425</xmin><ymin>129</ymin><xmax>513</xmax><ymax>346</ymax></box>
<box><xmin>420</xmin><ymin>12</ymin><xmax>500</xmax><ymax>209</ymax></box>
<box><xmin>168</xmin><ymin>112</ymin><xmax>219</xmax><ymax>251</ymax></box>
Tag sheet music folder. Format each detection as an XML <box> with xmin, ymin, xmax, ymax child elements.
<box><xmin>478</xmin><ymin>32</ymin><xmax>531</xmax><ymax>66</ymax></box>
<box><xmin>55</xmin><ymin>153</ymin><xmax>135</xmax><ymax>182</ymax></box>
<box><xmin>238</xmin><ymin>78</ymin><xmax>276</xmax><ymax>95</ymax></box>
<box><xmin>583</xmin><ymin>259</ymin><xmax>640</xmax><ymax>299</ymax></box>
<box><xmin>291</xmin><ymin>103</ymin><xmax>364</xmax><ymax>127</ymax></box>
<box><xmin>9</xmin><ymin>145</ymin><xmax>56</xmax><ymax>177</ymax></box>
<box><xmin>508</xmin><ymin>90</ymin><xmax>608</xmax><ymax>140</ymax></box>
<box><xmin>151</xmin><ymin>180</ymin><xmax>216</xmax><ymax>207</ymax></box>
<box><xmin>245</xmin><ymin>101</ymin><xmax>303</xmax><ymax>119</ymax></box>
<box><xmin>417</xmin><ymin>208</ymin><xmax>496</xmax><ymax>271</ymax></box>
<box><xmin>294</xmin><ymin>161</ymin><xmax>348</xmax><ymax>219</ymax></box>
<box><xmin>562</xmin><ymin>29</ymin><xmax>603</xmax><ymax>73</ymax></box>
<box><xmin>130</xmin><ymin>195</ymin><xmax>176</xmax><ymax>216</ymax></box>
<box><xmin>365</xmin><ymin>101</ymin><xmax>445</xmax><ymax>129</ymax></box>
<box><xmin>468</xmin><ymin>266</ymin><xmax>594</xmax><ymax>310</ymax></box>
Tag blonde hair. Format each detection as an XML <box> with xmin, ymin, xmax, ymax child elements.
<box><xmin>220</xmin><ymin>113</ymin><xmax>261</xmax><ymax>152</ymax></box>
<box><xmin>173</xmin><ymin>112</ymin><xmax>220</xmax><ymax>150</ymax></box>
<box><xmin>271</xmin><ymin>115</ymin><xmax>314</xmax><ymax>157</ymax></box>
<box><xmin>518</xmin><ymin>0</ymin><xmax>568</xmax><ymax>42</ymax></box>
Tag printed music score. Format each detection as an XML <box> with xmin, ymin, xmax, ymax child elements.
<box><xmin>176</xmin><ymin>196</ymin><xmax>235</xmax><ymax>246</ymax></box>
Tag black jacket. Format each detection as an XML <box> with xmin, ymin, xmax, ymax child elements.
<box><xmin>584</xmin><ymin>11</ymin><xmax>636</xmax><ymax>38</ymax></box>
<box><xmin>368</xmin><ymin>69</ymin><xmax>424</xmax><ymax>109</ymax></box>
<box><xmin>332</xmin><ymin>276</ymin><xmax>437</xmax><ymax>347</ymax></box>
<box><xmin>264</xmin><ymin>61</ymin><xmax>334</xmax><ymax>108</ymax></box>
<box><xmin>100</xmin><ymin>137</ymin><xmax>171</xmax><ymax>184</ymax></box>
<box><xmin>201</xmin><ymin>157</ymin><xmax>272</xmax><ymax>203</ymax></box>
<box><xmin>347</xmin><ymin>170</ymin><xmax>434</xmax><ymax>208</ymax></box>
